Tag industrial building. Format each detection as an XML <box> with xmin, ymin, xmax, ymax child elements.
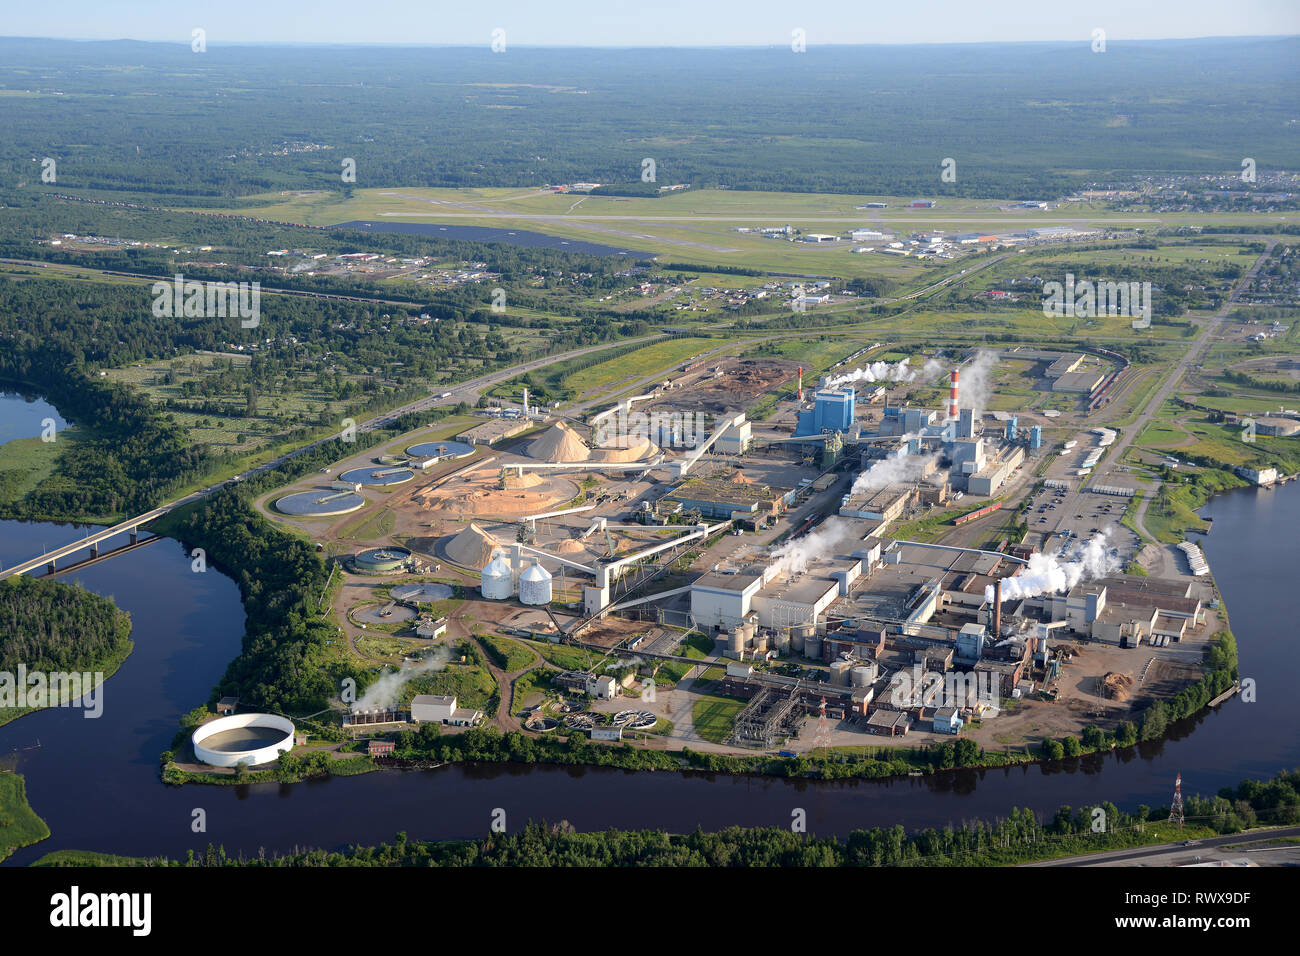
<box><xmin>410</xmin><ymin>694</ymin><xmax>483</xmax><ymax>726</ymax></box>
<box><xmin>965</xmin><ymin>444</ymin><xmax>1026</xmax><ymax>496</ymax></box>
<box><xmin>1053</xmin><ymin>369</ymin><xmax>1107</xmax><ymax>394</ymax></box>
<box><xmin>795</xmin><ymin>387</ymin><xmax>856</xmax><ymax>437</ymax></box>
<box><xmin>663</xmin><ymin>475</ymin><xmax>791</xmax><ymax>521</ymax></box>
<box><xmin>1045</xmin><ymin>353</ymin><xmax>1086</xmax><ymax>378</ymax></box>
<box><xmin>838</xmin><ymin>482</ymin><xmax>915</xmax><ymax>524</ymax></box>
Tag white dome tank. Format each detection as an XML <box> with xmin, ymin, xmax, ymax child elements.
<box><xmin>480</xmin><ymin>551</ymin><xmax>514</xmax><ymax>600</ymax></box>
<box><xmin>518</xmin><ymin>562</ymin><xmax>553</xmax><ymax>606</ymax></box>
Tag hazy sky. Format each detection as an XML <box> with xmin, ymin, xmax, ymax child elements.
<box><xmin>9</xmin><ymin>0</ymin><xmax>1300</xmax><ymax>46</ymax></box>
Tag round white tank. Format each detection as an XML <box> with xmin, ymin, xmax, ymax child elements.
<box><xmin>729</xmin><ymin>626</ymin><xmax>745</xmax><ymax>657</ymax></box>
<box><xmin>804</xmin><ymin>632</ymin><xmax>822</xmax><ymax>660</ymax></box>
<box><xmin>851</xmin><ymin>665</ymin><xmax>874</xmax><ymax>687</ymax></box>
<box><xmin>831</xmin><ymin>660</ymin><xmax>853</xmax><ymax>686</ymax></box>
<box><xmin>519</xmin><ymin>562</ymin><xmax>553</xmax><ymax>605</ymax></box>
<box><xmin>480</xmin><ymin>552</ymin><xmax>514</xmax><ymax>600</ymax></box>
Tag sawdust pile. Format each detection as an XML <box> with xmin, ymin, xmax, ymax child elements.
<box><xmin>528</xmin><ymin>422</ymin><xmax>590</xmax><ymax>462</ymax></box>
<box><xmin>445</xmin><ymin>522</ymin><xmax>504</xmax><ymax>569</ymax></box>
<box><xmin>1101</xmin><ymin>672</ymin><xmax>1134</xmax><ymax>701</ymax></box>
<box><xmin>590</xmin><ymin>434</ymin><xmax>658</xmax><ymax>462</ymax></box>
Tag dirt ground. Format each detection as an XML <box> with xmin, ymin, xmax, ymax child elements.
<box><xmin>652</xmin><ymin>357</ymin><xmax>800</xmax><ymax>415</ymax></box>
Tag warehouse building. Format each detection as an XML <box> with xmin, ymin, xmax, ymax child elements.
<box><xmin>410</xmin><ymin>694</ymin><xmax>483</xmax><ymax>726</ymax></box>
<box><xmin>1045</xmin><ymin>353</ymin><xmax>1086</xmax><ymax>378</ymax></box>
<box><xmin>1053</xmin><ymin>369</ymin><xmax>1107</xmax><ymax>394</ymax></box>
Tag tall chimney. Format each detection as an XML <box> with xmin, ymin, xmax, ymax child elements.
<box><xmin>522</xmin><ymin>387</ymin><xmax>529</xmax><ymax>417</ymax></box>
<box><xmin>948</xmin><ymin>368</ymin><xmax>960</xmax><ymax>421</ymax></box>
<box><xmin>797</xmin><ymin>366</ymin><xmax>804</xmax><ymax>402</ymax></box>
<box><xmin>993</xmin><ymin>578</ymin><xmax>1002</xmax><ymax>638</ymax></box>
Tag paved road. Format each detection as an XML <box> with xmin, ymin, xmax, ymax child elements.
<box><xmin>1037</xmin><ymin>241</ymin><xmax>1277</xmax><ymax>552</ymax></box>
<box><xmin>1025</xmin><ymin>825</ymin><xmax>1300</xmax><ymax>867</ymax></box>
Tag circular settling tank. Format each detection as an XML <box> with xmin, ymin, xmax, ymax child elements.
<box><xmin>192</xmin><ymin>713</ymin><xmax>295</xmax><ymax>768</ymax></box>
<box><xmin>406</xmin><ymin>440</ymin><xmax>475</xmax><ymax>461</ymax></box>
<box><xmin>353</xmin><ymin>546</ymin><xmax>412</xmax><ymax>573</ymax></box>
<box><xmin>275</xmin><ymin>489</ymin><xmax>366</xmax><ymax>517</ymax></box>
<box><xmin>340</xmin><ymin>465</ymin><xmax>415</xmax><ymax>486</ymax></box>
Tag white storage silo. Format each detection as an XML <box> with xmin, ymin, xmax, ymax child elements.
<box><xmin>480</xmin><ymin>551</ymin><xmax>514</xmax><ymax>600</ymax></box>
<box><xmin>519</xmin><ymin>562</ymin><xmax>553</xmax><ymax>606</ymax></box>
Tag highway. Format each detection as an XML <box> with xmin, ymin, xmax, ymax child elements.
<box><xmin>1024</xmin><ymin>825</ymin><xmax>1300</xmax><ymax>867</ymax></box>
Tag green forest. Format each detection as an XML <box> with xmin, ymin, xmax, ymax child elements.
<box><xmin>0</xmin><ymin>575</ymin><xmax>133</xmax><ymax>725</ymax></box>
<box><xmin>1</xmin><ymin>38</ymin><xmax>1296</xmax><ymax>199</ymax></box>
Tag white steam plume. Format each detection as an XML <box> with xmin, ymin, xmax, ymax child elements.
<box><xmin>849</xmin><ymin>445</ymin><xmax>938</xmax><ymax>497</ymax></box>
<box><xmin>770</xmin><ymin>443</ymin><xmax>935</xmax><ymax>575</ymax></box>
<box><xmin>826</xmin><ymin>358</ymin><xmax>943</xmax><ymax>388</ymax></box>
<box><xmin>985</xmin><ymin>531</ymin><xmax>1120</xmax><ymax>603</ymax></box>
<box><xmin>770</xmin><ymin>516</ymin><xmax>858</xmax><ymax>576</ymax></box>
<box><xmin>958</xmin><ymin>350</ymin><xmax>999</xmax><ymax>418</ymax></box>
<box><xmin>355</xmin><ymin>644</ymin><xmax>453</xmax><ymax>711</ymax></box>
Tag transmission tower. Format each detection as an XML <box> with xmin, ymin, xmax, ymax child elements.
<box><xmin>1168</xmin><ymin>772</ymin><xmax>1184</xmax><ymax>828</ymax></box>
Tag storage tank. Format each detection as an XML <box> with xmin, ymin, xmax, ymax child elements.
<box><xmin>803</xmin><ymin>631</ymin><xmax>822</xmax><ymax>660</ymax></box>
<box><xmin>728</xmin><ymin>626</ymin><xmax>745</xmax><ymax>658</ymax></box>
<box><xmin>518</xmin><ymin>562</ymin><xmax>553</xmax><ymax>605</ymax></box>
<box><xmin>770</xmin><ymin>629</ymin><xmax>790</xmax><ymax>655</ymax></box>
<box><xmin>851</xmin><ymin>664</ymin><xmax>876</xmax><ymax>687</ymax></box>
<box><xmin>480</xmin><ymin>551</ymin><xmax>514</xmax><ymax>600</ymax></box>
<box><xmin>751</xmin><ymin>633</ymin><xmax>768</xmax><ymax>656</ymax></box>
<box><xmin>793</xmin><ymin>623</ymin><xmax>813</xmax><ymax>654</ymax></box>
<box><xmin>741</xmin><ymin>619</ymin><xmax>757</xmax><ymax>646</ymax></box>
<box><xmin>831</xmin><ymin>660</ymin><xmax>853</xmax><ymax>686</ymax></box>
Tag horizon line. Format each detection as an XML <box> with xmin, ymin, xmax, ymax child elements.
<box><xmin>1</xmin><ymin>33</ymin><xmax>1297</xmax><ymax>49</ymax></box>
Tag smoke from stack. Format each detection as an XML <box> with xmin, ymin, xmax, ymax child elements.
<box><xmin>354</xmin><ymin>645</ymin><xmax>453</xmax><ymax>710</ymax></box>
<box><xmin>958</xmin><ymin>350</ymin><xmax>998</xmax><ymax>419</ymax></box>
<box><xmin>984</xmin><ymin>531</ymin><xmax>1120</xmax><ymax>603</ymax></box>
<box><xmin>824</xmin><ymin>358</ymin><xmax>943</xmax><ymax>388</ymax></box>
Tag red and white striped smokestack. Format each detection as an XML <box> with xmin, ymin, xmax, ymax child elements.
<box><xmin>948</xmin><ymin>368</ymin><xmax>960</xmax><ymax>421</ymax></box>
<box><xmin>797</xmin><ymin>366</ymin><xmax>804</xmax><ymax>402</ymax></box>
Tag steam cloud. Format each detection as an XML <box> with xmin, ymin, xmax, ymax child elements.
<box><xmin>826</xmin><ymin>358</ymin><xmax>943</xmax><ymax>388</ymax></box>
<box><xmin>770</xmin><ymin>442</ymin><xmax>936</xmax><ymax>575</ymax></box>
<box><xmin>985</xmin><ymin>531</ymin><xmax>1120</xmax><ymax>603</ymax></box>
<box><xmin>355</xmin><ymin>644</ymin><xmax>453</xmax><ymax>711</ymax></box>
<box><xmin>770</xmin><ymin>516</ymin><xmax>858</xmax><ymax>576</ymax></box>
<box><xmin>849</xmin><ymin>445</ymin><xmax>938</xmax><ymax>497</ymax></box>
<box><xmin>958</xmin><ymin>350</ymin><xmax>999</xmax><ymax>418</ymax></box>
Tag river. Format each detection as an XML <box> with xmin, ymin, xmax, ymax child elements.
<box><xmin>1</xmin><ymin>392</ymin><xmax>1296</xmax><ymax>862</ymax></box>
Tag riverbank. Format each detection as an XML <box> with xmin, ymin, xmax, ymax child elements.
<box><xmin>0</xmin><ymin>773</ymin><xmax>50</xmax><ymax>862</ymax></box>
<box><xmin>29</xmin><ymin>763</ymin><xmax>1300</xmax><ymax>868</ymax></box>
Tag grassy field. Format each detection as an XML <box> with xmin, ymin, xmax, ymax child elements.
<box><xmin>0</xmin><ymin>430</ymin><xmax>81</xmax><ymax>507</ymax></box>
<box><xmin>691</xmin><ymin>695</ymin><xmax>746</xmax><ymax>744</ymax></box>
<box><xmin>482</xmin><ymin>635</ymin><xmax>537</xmax><ymax>672</ymax></box>
<box><xmin>104</xmin><ymin>352</ymin><xmax>393</xmax><ymax>454</ymax></box>
<box><xmin>0</xmin><ymin>773</ymin><xmax>50</xmax><ymax>862</ymax></box>
<box><xmin>562</xmin><ymin>336</ymin><xmax>716</xmax><ymax>399</ymax></box>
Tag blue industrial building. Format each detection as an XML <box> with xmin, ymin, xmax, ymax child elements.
<box><xmin>795</xmin><ymin>387</ymin><xmax>856</xmax><ymax>436</ymax></box>
<box><xmin>1005</xmin><ymin>416</ymin><xmax>1018</xmax><ymax>442</ymax></box>
<box><xmin>1029</xmin><ymin>425</ymin><xmax>1042</xmax><ymax>451</ymax></box>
